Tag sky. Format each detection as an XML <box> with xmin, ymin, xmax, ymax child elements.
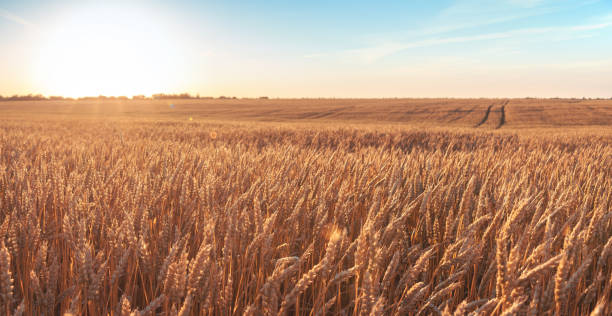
<box><xmin>0</xmin><ymin>0</ymin><xmax>611</xmax><ymax>98</ymax></box>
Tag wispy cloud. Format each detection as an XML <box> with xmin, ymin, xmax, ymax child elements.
<box><xmin>378</xmin><ymin>2</ymin><xmax>554</xmax><ymax>41</ymax></box>
<box><xmin>307</xmin><ymin>0</ymin><xmax>607</xmax><ymax>63</ymax></box>
<box><xmin>362</xmin><ymin>11</ymin><xmax>548</xmax><ymax>45</ymax></box>
<box><xmin>345</xmin><ymin>33</ymin><xmax>518</xmax><ymax>63</ymax></box>
<box><xmin>328</xmin><ymin>19</ymin><xmax>612</xmax><ymax>63</ymax></box>
<box><xmin>506</xmin><ymin>0</ymin><xmax>547</xmax><ymax>8</ymax></box>
<box><xmin>421</xmin><ymin>0</ymin><xmax>600</xmax><ymax>38</ymax></box>
<box><xmin>0</xmin><ymin>8</ymin><xmax>34</xmax><ymax>28</ymax></box>
<box><xmin>571</xmin><ymin>21</ymin><xmax>612</xmax><ymax>31</ymax></box>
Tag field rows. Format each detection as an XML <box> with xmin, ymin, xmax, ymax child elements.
<box><xmin>1</xmin><ymin>98</ymin><xmax>612</xmax><ymax>128</ymax></box>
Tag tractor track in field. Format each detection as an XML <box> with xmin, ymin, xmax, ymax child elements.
<box><xmin>475</xmin><ymin>104</ymin><xmax>494</xmax><ymax>127</ymax></box>
<box><xmin>474</xmin><ymin>100</ymin><xmax>508</xmax><ymax>129</ymax></box>
<box><xmin>496</xmin><ymin>100</ymin><xmax>508</xmax><ymax>129</ymax></box>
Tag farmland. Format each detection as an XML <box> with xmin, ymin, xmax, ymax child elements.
<box><xmin>2</xmin><ymin>98</ymin><xmax>612</xmax><ymax>127</ymax></box>
<box><xmin>0</xmin><ymin>98</ymin><xmax>611</xmax><ymax>315</ymax></box>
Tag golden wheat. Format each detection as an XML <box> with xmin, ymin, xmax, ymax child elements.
<box><xmin>0</xmin><ymin>114</ymin><xmax>610</xmax><ymax>315</ymax></box>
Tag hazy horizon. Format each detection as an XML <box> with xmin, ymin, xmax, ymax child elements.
<box><xmin>1</xmin><ymin>0</ymin><xmax>612</xmax><ymax>98</ymax></box>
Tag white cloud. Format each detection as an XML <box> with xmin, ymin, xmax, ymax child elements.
<box><xmin>571</xmin><ymin>21</ymin><xmax>612</xmax><ymax>31</ymax></box>
<box><xmin>344</xmin><ymin>28</ymin><xmax>542</xmax><ymax>63</ymax></box>
<box><xmin>335</xmin><ymin>19</ymin><xmax>612</xmax><ymax>63</ymax></box>
<box><xmin>0</xmin><ymin>9</ymin><xmax>34</xmax><ymax>27</ymax></box>
<box><xmin>506</xmin><ymin>0</ymin><xmax>547</xmax><ymax>8</ymax></box>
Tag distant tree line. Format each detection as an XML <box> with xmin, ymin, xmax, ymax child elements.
<box><xmin>0</xmin><ymin>94</ymin><xmax>50</xmax><ymax>101</ymax></box>
<box><xmin>0</xmin><ymin>93</ymin><xmax>248</xmax><ymax>101</ymax></box>
<box><xmin>151</xmin><ymin>93</ymin><xmax>214</xmax><ymax>100</ymax></box>
<box><xmin>2</xmin><ymin>95</ymin><xmax>612</xmax><ymax>101</ymax></box>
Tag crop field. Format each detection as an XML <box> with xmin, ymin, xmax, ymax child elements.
<box><xmin>0</xmin><ymin>99</ymin><xmax>611</xmax><ymax>315</ymax></box>
<box><xmin>2</xmin><ymin>98</ymin><xmax>612</xmax><ymax>127</ymax></box>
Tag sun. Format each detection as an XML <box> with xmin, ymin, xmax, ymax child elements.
<box><xmin>33</xmin><ymin>4</ymin><xmax>187</xmax><ymax>98</ymax></box>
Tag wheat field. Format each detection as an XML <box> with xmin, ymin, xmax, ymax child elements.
<box><xmin>0</xmin><ymin>99</ymin><xmax>611</xmax><ymax>315</ymax></box>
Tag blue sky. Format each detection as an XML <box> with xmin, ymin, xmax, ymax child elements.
<box><xmin>1</xmin><ymin>0</ymin><xmax>611</xmax><ymax>97</ymax></box>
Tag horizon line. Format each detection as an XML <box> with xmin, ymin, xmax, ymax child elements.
<box><xmin>1</xmin><ymin>93</ymin><xmax>612</xmax><ymax>101</ymax></box>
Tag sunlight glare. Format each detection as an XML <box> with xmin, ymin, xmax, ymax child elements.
<box><xmin>33</xmin><ymin>4</ymin><xmax>187</xmax><ymax>98</ymax></box>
